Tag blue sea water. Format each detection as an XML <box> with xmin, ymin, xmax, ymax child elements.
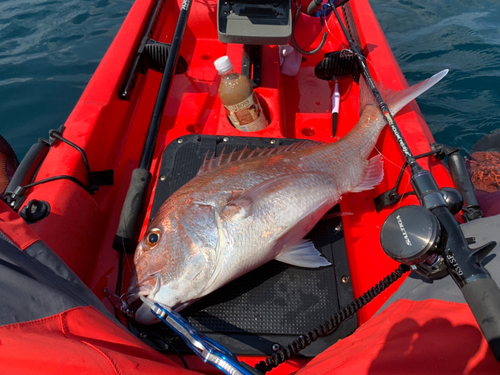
<box><xmin>0</xmin><ymin>0</ymin><xmax>134</xmax><ymax>158</ymax></box>
<box><xmin>371</xmin><ymin>0</ymin><xmax>500</xmax><ymax>153</ymax></box>
<box><xmin>0</xmin><ymin>0</ymin><xmax>499</xmax><ymax>159</ymax></box>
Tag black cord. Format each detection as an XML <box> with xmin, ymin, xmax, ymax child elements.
<box><xmin>49</xmin><ymin>130</ymin><xmax>93</xmax><ymax>180</ymax></box>
<box><xmin>290</xmin><ymin>0</ymin><xmax>328</xmax><ymax>55</ymax></box>
<box><xmin>127</xmin><ymin>317</ymin><xmax>190</xmax><ymax>369</ymax></box>
<box><xmin>377</xmin><ymin>149</ymin><xmax>440</xmax><ymax>209</ymax></box>
<box><xmin>16</xmin><ymin>130</ymin><xmax>111</xmax><ymax>196</ymax></box>
<box><xmin>150</xmin><ymin>331</ymin><xmax>189</xmax><ymax>369</ymax></box>
<box><xmin>254</xmin><ymin>264</ymin><xmax>411</xmax><ymax>373</ymax></box>
<box><xmin>22</xmin><ymin>175</ymin><xmax>95</xmax><ymax>195</ymax></box>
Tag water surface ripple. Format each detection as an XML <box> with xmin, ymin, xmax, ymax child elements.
<box><xmin>371</xmin><ymin>0</ymin><xmax>500</xmax><ymax>152</ymax></box>
<box><xmin>0</xmin><ymin>0</ymin><xmax>133</xmax><ymax>157</ymax></box>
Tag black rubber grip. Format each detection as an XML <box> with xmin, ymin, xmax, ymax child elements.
<box><xmin>462</xmin><ymin>277</ymin><xmax>500</xmax><ymax>361</ymax></box>
<box><xmin>112</xmin><ymin>168</ymin><xmax>152</xmax><ymax>254</ymax></box>
<box><xmin>448</xmin><ymin>152</ymin><xmax>478</xmax><ymax>207</ymax></box>
<box><xmin>5</xmin><ymin>141</ymin><xmax>49</xmax><ymax>197</ymax></box>
<box><xmin>307</xmin><ymin>0</ymin><xmax>322</xmax><ymax>15</ymax></box>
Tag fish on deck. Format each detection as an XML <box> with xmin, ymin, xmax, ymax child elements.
<box><xmin>127</xmin><ymin>70</ymin><xmax>449</xmax><ymax>324</ymax></box>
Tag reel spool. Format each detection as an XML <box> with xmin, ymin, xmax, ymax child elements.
<box><xmin>380</xmin><ymin>205</ymin><xmax>448</xmax><ymax>278</ymax></box>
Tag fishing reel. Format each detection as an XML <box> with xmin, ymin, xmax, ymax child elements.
<box><xmin>380</xmin><ymin>187</ymin><xmax>463</xmax><ymax>279</ymax></box>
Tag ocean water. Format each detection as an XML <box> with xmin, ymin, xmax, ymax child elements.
<box><xmin>0</xmin><ymin>0</ymin><xmax>499</xmax><ymax>159</ymax></box>
<box><xmin>371</xmin><ymin>0</ymin><xmax>500</xmax><ymax>153</ymax></box>
<box><xmin>0</xmin><ymin>0</ymin><xmax>134</xmax><ymax>158</ymax></box>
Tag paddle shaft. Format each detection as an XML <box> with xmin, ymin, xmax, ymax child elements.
<box><xmin>331</xmin><ymin>2</ymin><xmax>500</xmax><ymax>361</ymax></box>
<box><xmin>113</xmin><ymin>0</ymin><xmax>194</xmax><ymax>253</ymax></box>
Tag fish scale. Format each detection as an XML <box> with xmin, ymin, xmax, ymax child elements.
<box><xmin>217</xmin><ymin>172</ymin><xmax>338</xmax><ymax>279</ymax></box>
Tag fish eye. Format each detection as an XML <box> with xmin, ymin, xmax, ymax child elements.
<box><xmin>144</xmin><ymin>229</ymin><xmax>161</xmax><ymax>248</ymax></box>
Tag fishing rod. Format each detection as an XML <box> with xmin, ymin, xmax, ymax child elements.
<box><xmin>329</xmin><ymin>1</ymin><xmax>500</xmax><ymax>361</ymax></box>
<box><xmin>113</xmin><ymin>0</ymin><xmax>194</xmax><ymax>253</ymax></box>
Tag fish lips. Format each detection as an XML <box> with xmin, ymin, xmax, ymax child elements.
<box><xmin>126</xmin><ymin>274</ymin><xmax>162</xmax><ymax>324</ymax></box>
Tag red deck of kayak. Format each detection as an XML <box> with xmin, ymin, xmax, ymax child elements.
<box><xmin>19</xmin><ymin>0</ymin><xmax>455</xmax><ymax>371</ymax></box>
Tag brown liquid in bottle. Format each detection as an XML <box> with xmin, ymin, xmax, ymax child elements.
<box><xmin>215</xmin><ymin>56</ymin><xmax>268</xmax><ymax>132</ymax></box>
<box><xmin>219</xmin><ymin>73</ymin><xmax>254</xmax><ymax>105</ymax></box>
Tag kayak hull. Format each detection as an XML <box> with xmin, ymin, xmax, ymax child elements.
<box><xmin>13</xmin><ymin>0</ymin><xmax>456</xmax><ymax>371</ymax></box>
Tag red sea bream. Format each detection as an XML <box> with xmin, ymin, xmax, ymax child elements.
<box><xmin>128</xmin><ymin>70</ymin><xmax>448</xmax><ymax>324</ymax></box>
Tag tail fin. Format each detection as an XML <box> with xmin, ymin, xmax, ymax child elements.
<box><xmin>386</xmin><ymin>69</ymin><xmax>449</xmax><ymax>115</ymax></box>
<box><xmin>359</xmin><ymin>69</ymin><xmax>449</xmax><ymax>116</ymax></box>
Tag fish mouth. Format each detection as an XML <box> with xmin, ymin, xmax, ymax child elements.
<box><xmin>126</xmin><ymin>273</ymin><xmax>162</xmax><ymax>322</ymax></box>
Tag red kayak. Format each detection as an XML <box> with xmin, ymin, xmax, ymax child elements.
<box><xmin>1</xmin><ymin>0</ymin><xmax>500</xmax><ymax>373</ymax></box>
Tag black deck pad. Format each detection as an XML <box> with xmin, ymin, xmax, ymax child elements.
<box><xmin>147</xmin><ymin>134</ymin><xmax>357</xmax><ymax>356</ymax></box>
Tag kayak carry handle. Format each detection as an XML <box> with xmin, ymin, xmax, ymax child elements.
<box><xmin>430</xmin><ymin>143</ymin><xmax>483</xmax><ymax>221</ymax></box>
<box><xmin>4</xmin><ymin>139</ymin><xmax>49</xmax><ymax>211</ymax></box>
<box><xmin>447</xmin><ymin>149</ymin><xmax>484</xmax><ymax>221</ymax></box>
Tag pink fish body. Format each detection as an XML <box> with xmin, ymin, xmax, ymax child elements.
<box><xmin>128</xmin><ymin>70</ymin><xmax>448</xmax><ymax>324</ymax></box>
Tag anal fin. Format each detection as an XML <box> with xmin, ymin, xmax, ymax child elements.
<box><xmin>352</xmin><ymin>154</ymin><xmax>384</xmax><ymax>192</ymax></box>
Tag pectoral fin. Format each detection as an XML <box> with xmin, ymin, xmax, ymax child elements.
<box><xmin>275</xmin><ymin>240</ymin><xmax>331</xmax><ymax>268</ymax></box>
<box><xmin>193</xmin><ymin>201</ymin><xmax>227</xmax><ymax>293</ymax></box>
<box><xmin>273</xmin><ymin>200</ymin><xmax>333</xmax><ymax>268</ymax></box>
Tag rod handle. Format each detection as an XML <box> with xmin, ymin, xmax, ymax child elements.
<box><xmin>113</xmin><ymin>168</ymin><xmax>151</xmax><ymax>254</ymax></box>
<box><xmin>462</xmin><ymin>277</ymin><xmax>500</xmax><ymax>361</ymax></box>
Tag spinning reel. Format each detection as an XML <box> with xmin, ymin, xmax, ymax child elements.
<box><xmin>381</xmin><ymin>204</ymin><xmax>447</xmax><ymax>279</ymax></box>
<box><xmin>380</xmin><ymin>175</ymin><xmax>496</xmax><ymax>287</ymax></box>
<box><xmin>380</xmin><ymin>188</ymin><xmax>464</xmax><ymax>279</ymax></box>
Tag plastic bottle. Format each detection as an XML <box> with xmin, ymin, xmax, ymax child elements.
<box><xmin>214</xmin><ymin>56</ymin><xmax>268</xmax><ymax>132</ymax></box>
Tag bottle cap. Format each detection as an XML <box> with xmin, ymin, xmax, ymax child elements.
<box><xmin>214</xmin><ymin>56</ymin><xmax>233</xmax><ymax>74</ymax></box>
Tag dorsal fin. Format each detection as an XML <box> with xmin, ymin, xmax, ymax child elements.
<box><xmin>197</xmin><ymin>140</ymin><xmax>321</xmax><ymax>176</ymax></box>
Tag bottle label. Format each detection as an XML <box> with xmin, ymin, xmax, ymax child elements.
<box><xmin>223</xmin><ymin>93</ymin><xmax>268</xmax><ymax>132</ymax></box>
